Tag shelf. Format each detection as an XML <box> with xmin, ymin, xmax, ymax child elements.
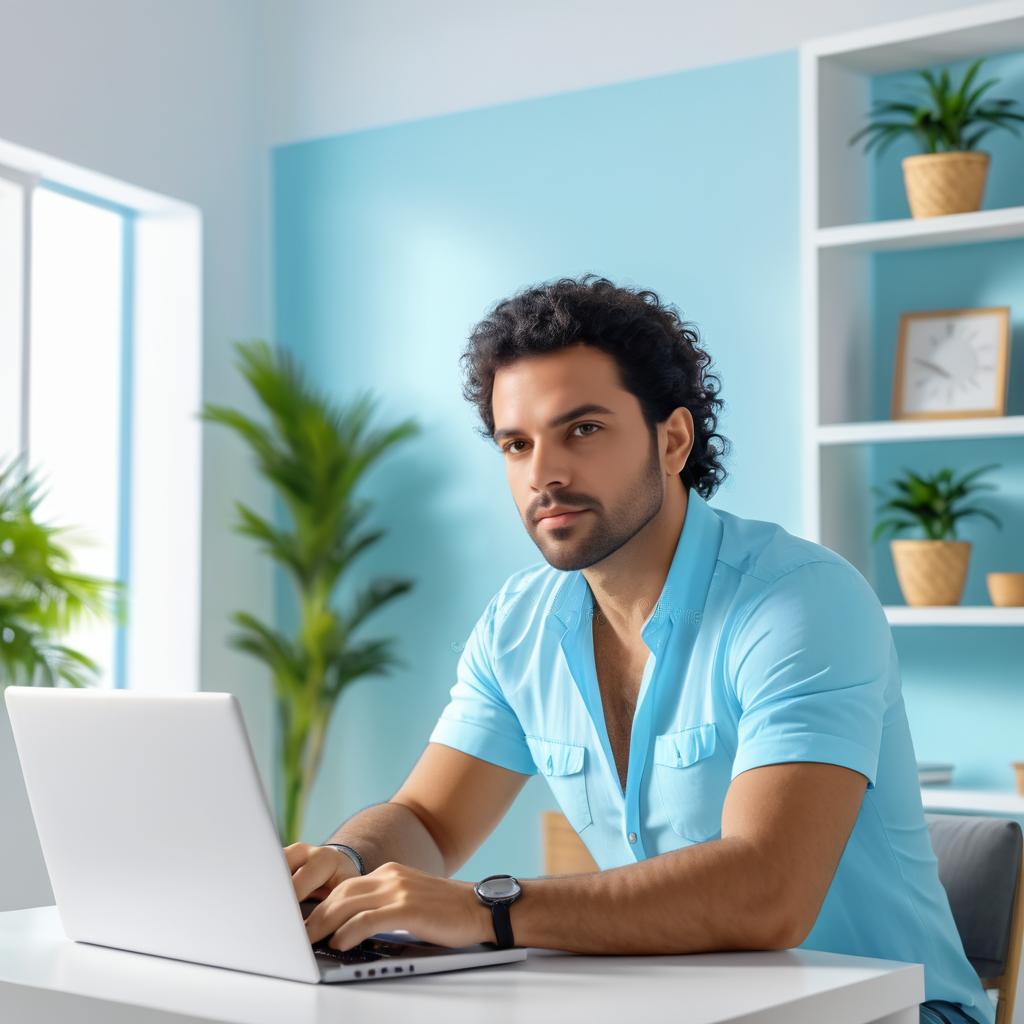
<box><xmin>816</xmin><ymin>204</ymin><xmax>1024</xmax><ymax>253</ymax></box>
<box><xmin>806</xmin><ymin>4</ymin><xmax>1024</xmax><ymax>75</ymax></box>
<box><xmin>921</xmin><ymin>787</ymin><xmax>1024</xmax><ymax>816</ymax></box>
<box><xmin>885</xmin><ymin>606</ymin><xmax>1024</xmax><ymax>626</ymax></box>
<box><xmin>818</xmin><ymin>415</ymin><xmax>1024</xmax><ymax>446</ymax></box>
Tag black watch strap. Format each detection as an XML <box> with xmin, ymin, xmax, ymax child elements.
<box><xmin>489</xmin><ymin>900</ymin><xmax>514</xmax><ymax>949</ymax></box>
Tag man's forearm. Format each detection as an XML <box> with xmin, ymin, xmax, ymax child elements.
<box><xmin>321</xmin><ymin>801</ymin><xmax>445</xmax><ymax>876</ymax></box>
<box><xmin>512</xmin><ymin>835</ymin><xmax>798</xmax><ymax>955</ymax></box>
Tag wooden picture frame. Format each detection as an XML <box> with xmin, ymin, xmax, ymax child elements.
<box><xmin>891</xmin><ymin>306</ymin><xmax>1010</xmax><ymax>421</ymax></box>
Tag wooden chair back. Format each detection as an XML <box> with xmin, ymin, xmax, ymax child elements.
<box><xmin>542</xmin><ymin>811</ymin><xmax>599</xmax><ymax>875</ymax></box>
<box><xmin>991</xmin><ymin>848</ymin><xmax>1024</xmax><ymax>1024</ymax></box>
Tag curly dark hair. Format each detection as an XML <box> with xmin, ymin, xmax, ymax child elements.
<box><xmin>460</xmin><ymin>274</ymin><xmax>731</xmax><ymax>501</ymax></box>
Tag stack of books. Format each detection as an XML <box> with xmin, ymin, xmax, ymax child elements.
<box><xmin>917</xmin><ymin>762</ymin><xmax>955</xmax><ymax>786</ymax></box>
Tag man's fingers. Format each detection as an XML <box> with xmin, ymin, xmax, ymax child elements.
<box><xmin>291</xmin><ymin>858</ymin><xmax>335</xmax><ymax>903</ymax></box>
<box><xmin>303</xmin><ymin>882</ymin><xmax>378</xmax><ymax>945</ymax></box>
<box><xmin>328</xmin><ymin>908</ymin><xmax>398</xmax><ymax>952</ymax></box>
<box><xmin>327</xmin><ymin>909</ymin><xmax>395</xmax><ymax>946</ymax></box>
<box><xmin>283</xmin><ymin>843</ymin><xmax>313</xmax><ymax>872</ymax></box>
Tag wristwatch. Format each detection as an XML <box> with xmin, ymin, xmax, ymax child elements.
<box><xmin>322</xmin><ymin>843</ymin><xmax>365</xmax><ymax>876</ymax></box>
<box><xmin>474</xmin><ymin>873</ymin><xmax>522</xmax><ymax>949</ymax></box>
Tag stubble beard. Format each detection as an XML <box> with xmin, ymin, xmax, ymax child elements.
<box><xmin>533</xmin><ymin>435</ymin><xmax>665</xmax><ymax>572</ymax></box>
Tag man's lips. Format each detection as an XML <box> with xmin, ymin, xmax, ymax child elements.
<box><xmin>536</xmin><ymin>509</ymin><xmax>589</xmax><ymax>530</ymax></box>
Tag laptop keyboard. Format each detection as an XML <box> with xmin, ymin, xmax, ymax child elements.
<box><xmin>313</xmin><ymin>937</ymin><xmax>406</xmax><ymax>964</ymax></box>
<box><xmin>302</xmin><ymin>900</ymin><xmax>429</xmax><ymax>966</ymax></box>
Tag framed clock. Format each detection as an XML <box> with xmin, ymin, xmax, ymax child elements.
<box><xmin>892</xmin><ymin>306</ymin><xmax>1010</xmax><ymax>420</ymax></box>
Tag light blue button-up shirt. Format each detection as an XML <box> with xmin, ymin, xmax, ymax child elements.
<box><xmin>429</xmin><ymin>487</ymin><xmax>993</xmax><ymax>1023</ymax></box>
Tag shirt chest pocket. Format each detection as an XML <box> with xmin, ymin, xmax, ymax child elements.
<box><xmin>525</xmin><ymin>735</ymin><xmax>593</xmax><ymax>834</ymax></box>
<box><xmin>652</xmin><ymin>722</ymin><xmax>732</xmax><ymax>843</ymax></box>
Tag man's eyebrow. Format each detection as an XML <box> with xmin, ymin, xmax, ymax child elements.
<box><xmin>493</xmin><ymin>403</ymin><xmax>615</xmax><ymax>442</ymax></box>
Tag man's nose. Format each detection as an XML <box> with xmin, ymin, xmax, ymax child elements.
<box><xmin>526</xmin><ymin>441</ymin><xmax>571</xmax><ymax>494</ymax></box>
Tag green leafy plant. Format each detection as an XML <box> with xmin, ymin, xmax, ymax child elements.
<box><xmin>201</xmin><ymin>340</ymin><xmax>421</xmax><ymax>845</ymax></box>
<box><xmin>0</xmin><ymin>455</ymin><xmax>122</xmax><ymax>688</ymax></box>
<box><xmin>870</xmin><ymin>464</ymin><xmax>1003</xmax><ymax>543</ymax></box>
<box><xmin>848</xmin><ymin>57</ymin><xmax>1024</xmax><ymax>156</ymax></box>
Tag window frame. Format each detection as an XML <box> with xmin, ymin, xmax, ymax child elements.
<box><xmin>0</xmin><ymin>139</ymin><xmax>203</xmax><ymax>694</ymax></box>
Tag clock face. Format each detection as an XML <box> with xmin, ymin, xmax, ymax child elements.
<box><xmin>899</xmin><ymin>313</ymin><xmax>1002</xmax><ymax>416</ymax></box>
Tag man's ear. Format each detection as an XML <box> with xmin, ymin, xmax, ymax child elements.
<box><xmin>662</xmin><ymin>407</ymin><xmax>694</xmax><ymax>476</ymax></box>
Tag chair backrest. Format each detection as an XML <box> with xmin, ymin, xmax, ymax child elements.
<box><xmin>926</xmin><ymin>812</ymin><xmax>1024</xmax><ymax>1024</ymax></box>
<box><xmin>926</xmin><ymin>813</ymin><xmax>1022</xmax><ymax>978</ymax></box>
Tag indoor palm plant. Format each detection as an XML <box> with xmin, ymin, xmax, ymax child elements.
<box><xmin>201</xmin><ymin>340</ymin><xmax>420</xmax><ymax>845</ymax></box>
<box><xmin>871</xmin><ymin>463</ymin><xmax>1002</xmax><ymax>606</ymax></box>
<box><xmin>848</xmin><ymin>56</ymin><xmax>1024</xmax><ymax>217</ymax></box>
<box><xmin>0</xmin><ymin>455</ymin><xmax>121</xmax><ymax>689</ymax></box>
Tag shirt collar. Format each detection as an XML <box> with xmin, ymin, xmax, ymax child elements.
<box><xmin>544</xmin><ymin>486</ymin><xmax>724</xmax><ymax>638</ymax></box>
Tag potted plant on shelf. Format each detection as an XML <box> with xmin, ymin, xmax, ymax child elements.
<box><xmin>0</xmin><ymin>455</ymin><xmax>121</xmax><ymax>688</ymax></box>
<box><xmin>848</xmin><ymin>56</ymin><xmax>1024</xmax><ymax>218</ymax></box>
<box><xmin>871</xmin><ymin>463</ymin><xmax>1002</xmax><ymax>606</ymax></box>
<box><xmin>201</xmin><ymin>340</ymin><xmax>420</xmax><ymax>845</ymax></box>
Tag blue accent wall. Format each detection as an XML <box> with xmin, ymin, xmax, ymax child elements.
<box><xmin>270</xmin><ymin>44</ymin><xmax>1019</xmax><ymax>881</ymax></box>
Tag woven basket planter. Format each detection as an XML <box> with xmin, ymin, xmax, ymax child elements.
<box><xmin>987</xmin><ymin>572</ymin><xmax>1024</xmax><ymax>607</ymax></box>
<box><xmin>891</xmin><ymin>539</ymin><xmax>971</xmax><ymax>606</ymax></box>
<box><xmin>901</xmin><ymin>151</ymin><xmax>990</xmax><ymax>218</ymax></box>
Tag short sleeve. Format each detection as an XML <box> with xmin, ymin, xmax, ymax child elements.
<box><xmin>727</xmin><ymin>560</ymin><xmax>893</xmax><ymax>790</ymax></box>
<box><xmin>428</xmin><ymin>593</ymin><xmax>537</xmax><ymax>776</ymax></box>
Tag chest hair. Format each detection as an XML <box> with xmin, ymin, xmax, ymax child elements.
<box><xmin>592</xmin><ymin>615</ymin><xmax>650</xmax><ymax>794</ymax></box>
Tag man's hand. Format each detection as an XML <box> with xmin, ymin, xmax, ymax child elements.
<box><xmin>285</xmin><ymin>843</ymin><xmax>362</xmax><ymax>904</ymax></box>
<box><xmin>301</xmin><ymin>861</ymin><xmax>495</xmax><ymax>951</ymax></box>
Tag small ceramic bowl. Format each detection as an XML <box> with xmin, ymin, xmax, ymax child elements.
<box><xmin>987</xmin><ymin>572</ymin><xmax>1024</xmax><ymax>607</ymax></box>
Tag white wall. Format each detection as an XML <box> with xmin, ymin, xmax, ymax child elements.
<box><xmin>259</xmin><ymin>0</ymin><xmax>997</xmax><ymax>145</ymax></box>
<box><xmin>0</xmin><ymin>0</ymin><xmax>272</xmax><ymax>911</ymax></box>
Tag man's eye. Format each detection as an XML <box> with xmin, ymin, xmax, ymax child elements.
<box><xmin>502</xmin><ymin>423</ymin><xmax>601</xmax><ymax>455</ymax></box>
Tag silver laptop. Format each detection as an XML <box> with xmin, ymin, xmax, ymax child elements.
<box><xmin>4</xmin><ymin>685</ymin><xmax>528</xmax><ymax>983</ymax></box>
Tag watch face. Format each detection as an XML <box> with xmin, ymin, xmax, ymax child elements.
<box><xmin>478</xmin><ymin>875</ymin><xmax>521</xmax><ymax>901</ymax></box>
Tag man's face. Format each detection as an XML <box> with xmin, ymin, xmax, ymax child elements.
<box><xmin>491</xmin><ymin>343</ymin><xmax>668</xmax><ymax>572</ymax></box>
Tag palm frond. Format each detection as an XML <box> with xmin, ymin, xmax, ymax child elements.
<box><xmin>872</xmin><ymin>463</ymin><xmax>1001</xmax><ymax>542</ymax></box>
<box><xmin>851</xmin><ymin>57</ymin><xmax>1022</xmax><ymax>154</ymax></box>
<box><xmin>0</xmin><ymin>454</ymin><xmax>120</xmax><ymax>688</ymax></box>
<box><xmin>344</xmin><ymin>578</ymin><xmax>415</xmax><ymax>637</ymax></box>
<box><xmin>228</xmin><ymin>611</ymin><xmax>306</xmax><ymax>692</ymax></box>
<box><xmin>204</xmin><ymin>340</ymin><xmax>421</xmax><ymax>843</ymax></box>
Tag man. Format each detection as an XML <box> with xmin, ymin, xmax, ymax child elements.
<box><xmin>288</xmin><ymin>276</ymin><xmax>993</xmax><ymax>1024</ymax></box>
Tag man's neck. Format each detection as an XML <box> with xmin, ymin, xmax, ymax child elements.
<box><xmin>584</xmin><ymin>482</ymin><xmax>688</xmax><ymax>645</ymax></box>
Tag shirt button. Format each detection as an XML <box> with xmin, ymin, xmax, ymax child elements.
<box><xmin>628</xmin><ymin>831</ymin><xmax>638</xmax><ymax>844</ymax></box>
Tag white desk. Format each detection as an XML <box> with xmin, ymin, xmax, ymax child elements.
<box><xmin>1</xmin><ymin>904</ymin><xmax>923</xmax><ymax>1024</ymax></box>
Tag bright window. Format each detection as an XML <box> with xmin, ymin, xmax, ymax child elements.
<box><xmin>1</xmin><ymin>175</ymin><xmax>132</xmax><ymax>688</ymax></box>
<box><xmin>30</xmin><ymin>186</ymin><xmax>131</xmax><ymax>687</ymax></box>
<box><xmin>0</xmin><ymin>175</ymin><xmax>23</xmax><ymax>456</ymax></box>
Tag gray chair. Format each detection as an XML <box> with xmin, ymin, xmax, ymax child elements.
<box><xmin>926</xmin><ymin>813</ymin><xmax>1024</xmax><ymax>1024</ymax></box>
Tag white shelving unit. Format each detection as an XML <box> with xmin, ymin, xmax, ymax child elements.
<box><xmin>921</xmin><ymin>786</ymin><xmax>1024</xmax><ymax>817</ymax></box>
<box><xmin>819</xmin><ymin>415</ymin><xmax>1024</xmax><ymax>446</ymax></box>
<box><xmin>800</xmin><ymin>0</ymin><xmax>1024</xmax><ymax>629</ymax></box>
<box><xmin>817</xmin><ymin>203</ymin><xmax>1024</xmax><ymax>252</ymax></box>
